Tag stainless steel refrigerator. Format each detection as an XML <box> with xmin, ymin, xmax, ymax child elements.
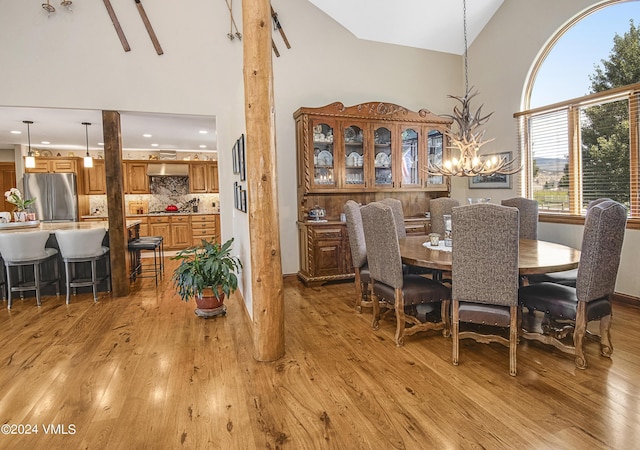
<box><xmin>23</xmin><ymin>173</ymin><xmax>78</xmax><ymax>222</ymax></box>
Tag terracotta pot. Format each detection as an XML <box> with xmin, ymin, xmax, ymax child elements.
<box><xmin>195</xmin><ymin>286</ymin><xmax>225</xmax><ymax>310</ymax></box>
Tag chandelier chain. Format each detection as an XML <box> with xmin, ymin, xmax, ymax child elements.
<box><xmin>463</xmin><ymin>0</ymin><xmax>468</xmax><ymax>94</ymax></box>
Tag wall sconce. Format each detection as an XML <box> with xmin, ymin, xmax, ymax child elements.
<box><xmin>82</xmin><ymin>122</ymin><xmax>93</xmax><ymax>168</ymax></box>
<box><xmin>23</xmin><ymin>120</ymin><xmax>36</xmax><ymax>169</ymax></box>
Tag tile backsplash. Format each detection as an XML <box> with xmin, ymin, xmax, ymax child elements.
<box><xmin>89</xmin><ymin>191</ymin><xmax>220</xmax><ymax>215</ymax></box>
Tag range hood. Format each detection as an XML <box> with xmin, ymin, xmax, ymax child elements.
<box><xmin>146</xmin><ymin>163</ymin><xmax>189</xmax><ymax>177</ymax></box>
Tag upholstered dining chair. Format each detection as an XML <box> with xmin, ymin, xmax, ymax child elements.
<box><xmin>361</xmin><ymin>201</ymin><xmax>450</xmax><ymax>347</ymax></box>
<box><xmin>527</xmin><ymin>197</ymin><xmax>614</xmax><ymax>287</ymax></box>
<box><xmin>344</xmin><ymin>200</ymin><xmax>371</xmax><ymax>313</ymax></box>
<box><xmin>501</xmin><ymin>197</ymin><xmax>538</xmax><ymax>240</ymax></box>
<box><xmin>430</xmin><ymin>197</ymin><xmax>460</xmax><ymax>236</ymax></box>
<box><xmin>379</xmin><ymin>197</ymin><xmax>406</xmax><ymax>238</ymax></box>
<box><xmin>519</xmin><ymin>200</ymin><xmax>626</xmax><ymax>369</ymax></box>
<box><xmin>451</xmin><ymin>203</ymin><xmax>520</xmax><ymax>376</ymax></box>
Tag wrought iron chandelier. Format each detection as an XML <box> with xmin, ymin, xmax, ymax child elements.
<box><xmin>428</xmin><ymin>0</ymin><xmax>521</xmax><ymax>177</ymax></box>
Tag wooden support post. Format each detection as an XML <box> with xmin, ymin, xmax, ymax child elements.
<box><xmin>102</xmin><ymin>111</ymin><xmax>129</xmax><ymax>297</ymax></box>
<box><xmin>242</xmin><ymin>0</ymin><xmax>285</xmax><ymax>361</ymax></box>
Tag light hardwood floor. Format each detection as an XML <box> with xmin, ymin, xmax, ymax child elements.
<box><xmin>0</xmin><ymin>258</ymin><xmax>639</xmax><ymax>449</ymax></box>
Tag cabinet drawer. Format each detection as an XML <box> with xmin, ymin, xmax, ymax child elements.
<box><xmin>192</xmin><ymin>215</ymin><xmax>216</xmax><ymax>223</ymax></box>
<box><xmin>148</xmin><ymin>216</ymin><xmax>170</xmax><ymax>224</ymax></box>
<box><xmin>192</xmin><ymin>221</ymin><xmax>215</xmax><ymax>229</ymax></box>
<box><xmin>311</xmin><ymin>226</ymin><xmax>343</xmax><ymax>239</ymax></box>
<box><xmin>192</xmin><ymin>228</ymin><xmax>215</xmax><ymax>237</ymax></box>
<box><xmin>170</xmin><ymin>215</ymin><xmax>190</xmax><ymax>224</ymax></box>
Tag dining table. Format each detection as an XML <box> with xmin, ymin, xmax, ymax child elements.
<box><xmin>398</xmin><ymin>235</ymin><xmax>581</xmax><ymax>276</ymax></box>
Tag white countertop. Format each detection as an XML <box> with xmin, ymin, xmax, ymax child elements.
<box><xmin>0</xmin><ymin>220</ymin><xmax>142</xmax><ymax>233</ymax></box>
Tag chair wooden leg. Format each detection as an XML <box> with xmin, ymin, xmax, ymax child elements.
<box><xmin>441</xmin><ymin>299</ymin><xmax>451</xmax><ymax>338</ymax></box>
<box><xmin>371</xmin><ymin>280</ymin><xmax>380</xmax><ymax>330</ymax></box>
<box><xmin>573</xmin><ymin>301</ymin><xmax>588</xmax><ymax>369</ymax></box>
<box><xmin>600</xmin><ymin>312</ymin><xmax>613</xmax><ymax>358</ymax></box>
<box><xmin>509</xmin><ymin>305</ymin><xmax>517</xmax><ymax>377</ymax></box>
<box><xmin>394</xmin><ymin>288</ymin><xmax>405</xmax><ymax>347</ymax></box>
<box><xmin>452</xmin><ymin>300</ymin><xmax>459</xmax><ymax>366</ymax></box>
<box><xmin>354</xmin><ymin>268</ymin><xmax>363</xmax><ymax>313</ymax></box>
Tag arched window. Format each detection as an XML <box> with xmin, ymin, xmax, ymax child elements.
<box><xmin>518</xmin><ymin>0</ymin><xmax>640</xmax><ymax>224</ymax></box>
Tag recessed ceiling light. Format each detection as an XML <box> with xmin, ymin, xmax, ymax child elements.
<box><xmin>199</xmin><ymin>145</ymin><xmax>206</xmax><ymax>148</ymax></box>
<box><xmin>199</xmin><ymin>130</ymin><xmax>208</xmax><ymax>134</ymax></box>
<box><xmin>143</xmin><ymin>134</ymin><xmax>152</xmax><ymax>138</ymax></box>
<box><xmin>10</xmin><ymin>130</ymin><xmax>21</xmax><ymax>134</ymax></box>
<box><xmin>151</xmin><ymin>143</ymin><xmax>159</xmax><ymax>147</ymax></box>
<box><xmin>98</xmin><ymin>142</ymin><xmax>104</xmax><ymax>146</ymax></box>
<box><xmin>41</xmin><ymin>141</ymin><xmax>50</xmax><ymax>145</ymax></box>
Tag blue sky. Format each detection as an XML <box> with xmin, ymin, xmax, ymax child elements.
<box><xmin>530</xmin><ymin>1</ymin><xmax>640</xmax><ymax>108</ymax></box>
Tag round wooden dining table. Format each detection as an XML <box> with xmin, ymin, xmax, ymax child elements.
<box><xmin>398</xmin><ymin>236</ymin><xmax>581</xmax><ymax>275</ymax></box>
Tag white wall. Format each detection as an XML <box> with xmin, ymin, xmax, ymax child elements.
<box><xmin>469</xmin><ymin>0</ymin><xmax>639</xmax><ymax>297</ymax></box>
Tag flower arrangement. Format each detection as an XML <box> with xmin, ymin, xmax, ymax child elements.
<box><xmin>4</xmin><ymin>188</ymin><xmax>35</xmax><ymax>212</ymax></box>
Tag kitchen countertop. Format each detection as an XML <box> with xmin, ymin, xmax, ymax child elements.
<box><xmin>0</xmin><ymin>220</ymin><xmax>142</xmax><ymax>234</ymax></box>
<box><xmin>82</xmin><ymin>211</ymin><xmax>220</xmax><ymax>219</ymax></box>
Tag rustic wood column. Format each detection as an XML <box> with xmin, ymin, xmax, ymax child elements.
<box><xmin>242</xmin><ymin>0</ymin><xmax>285</xmax><ymax>361</ymax></box>
<box><xmin>102</xmin><ymin>110</ymin><xmax>129</xmax><ymax>297</ymax></box>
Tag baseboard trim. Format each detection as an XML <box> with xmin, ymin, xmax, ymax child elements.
<box><xmin>613</xmin><ymin>292</ymin><xmax>640</xmax><ymax>308</ymax></box>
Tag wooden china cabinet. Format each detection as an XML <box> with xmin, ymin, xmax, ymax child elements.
<box><xmin>294</xmin><ymin>101</ymin><xmax>452</xmax><ymax>286</ymax></box>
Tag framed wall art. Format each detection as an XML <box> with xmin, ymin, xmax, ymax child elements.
<box><xmin>468</xmin><ymin>152</ymin><xmax>513</xmax><ymax>189</ymax></box>
<box><xmin>232</xmin><ymin>141</ymin><xmax>239</xmax><ymax>174</ymax></box>
<box><xmin>238</xmin><ymin>134</ymin><xmax>246</xmax><ymax>181</ymax></box>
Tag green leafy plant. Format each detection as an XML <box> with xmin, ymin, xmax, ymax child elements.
<box><xmin>171</xmin><ymin>237</ymin><xmax>242</xmax><ymax>302</ymax></box>
<box><xmin>4</xmin><ymin>188</ymin><xmax>35</xmax><ymax>212</ymax></box>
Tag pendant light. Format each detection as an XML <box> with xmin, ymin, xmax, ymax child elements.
<box><xmin>23</xmin><ymin>120</ymin><xmax>36</xmax><ymax>169</ymax></box>
<box><xmin>82</xmin><ymin>122</ymin><xmax>93</xmax><ymax>168</ymax></box>
<box><xmin>427</xmin><ymin>0</ymin><xmax>520</xmax><ymax>177</ymax></box>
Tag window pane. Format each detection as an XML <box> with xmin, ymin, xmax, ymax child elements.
<box><xmin>530</xmin><ymin>109</ymin><xmax>570</xmax><ymax>212</ymax></box>
<box><xmin>580</xmin><ymin>98</ymin><xmax>630</xmax><ymax>210</ymax></box>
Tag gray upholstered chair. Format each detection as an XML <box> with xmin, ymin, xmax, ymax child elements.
<box><xmin>361</xmin><ymin>201</ymin><xmax>450</xmax><ymax>347</ymax></box>
<box><xmin>519</xmin><ymin>200</ymin><xmax>627</xmax><ymax>369</ymax></box>
<box><xmin>379</xmin><ymin>197</ymin><xmax>406</xmax><ymax>238</ymax></box>
<box><xmin>430</xmin><ymin>197</ymin><xmax>460</xmax><ymax>236</ymax></box>
<box><xmin>451</xmin><ymin>203</ymin><xmax>520</xmax><ymax>376</ymax></box>
<box><xmin>344</xmin><ymin>200</ymin><xmax>371</xmax><ymax>313</ymax></box>
<box><xmin>527</xmin><ymin>197</ymin><xmax>614</xmax><ymax>287</ymax></box>
<box><xmin>501</xmin><ymin>197</ymin><xmax>538</xmax><ymax>240</ymax></box>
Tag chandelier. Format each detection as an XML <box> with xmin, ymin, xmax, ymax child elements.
<box><xmin>428</xmin><ymin>0</ymin><xmax>521</xmax><ymax>177</ymax></box>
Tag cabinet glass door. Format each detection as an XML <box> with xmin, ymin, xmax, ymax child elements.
<box><xmin>426</xmin><ymin>129</ymin><xmax>447</xmax><ymax>189</ymax></box>
<box><xmin>373</xmin><ymin>125</ymin><xmax>393</xmax><ymax>187</ymax></box>
<box><xmin>343</xmin><ymin>123</ymin><xmax>365</xmax><ymax>188</ymax></box>
<box><xmin>400</xmin><ymin>127</ymin><xmax>421</xmax><ymax>187</ymax></box>
<box><xmin>311</xmin><ymin>121</ymin><xmax>336</xmax><ymax>188</ymax></box>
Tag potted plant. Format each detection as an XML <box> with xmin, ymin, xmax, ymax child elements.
<box><xmin>4</xmin><ymin>188</ymin><xmax>36</xmax><ymax>222</ymax></box>
<box><xmin>172</xmin><ymin>237</ymin><xmax>242</xmax><ymax>316</ymax></box>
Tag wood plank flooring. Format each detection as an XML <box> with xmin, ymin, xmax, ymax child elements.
<box><xmin>0</xmin><ymin>258</ymin><xmax>639</xmax><ymax>449</ymax></box>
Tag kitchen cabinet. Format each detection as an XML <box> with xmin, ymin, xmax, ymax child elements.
<box><xmin>25</xmin><ymin>157</ymin><xmax>78</xmax><ymax>174</ymax></box>
<box><xmin>148</xmin><ymin>214</ymin><xmax>192</xmax><ymax>249</ymax></box>
<box><xmin>83</xmin><ymin>159</ymin><xmax>106</xmax><ymax>195</ymax></box>
<box><xmin>191</xmin><ymin>214</ymin><xmax>220</xmax><ymax>246</ymax></box>
<box><xmin>170</xmin><ymin>215</ymin><xmax>191</xmax><ymax>248</ymax></box>
<box><xmin>294</xmin><ymin>101</ymin><xmax>451</xmax><ymax>285</ymax></box>
<box><xmin>189</xmin><ymin>162</ymin><xmax>219</xmax><ymax>193</ymax></box>
<box><xmin>125</xmin><ymin>162</ymin><xmax>149</xmax><ymax>194</ymax></box>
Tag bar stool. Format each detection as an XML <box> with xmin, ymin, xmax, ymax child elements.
<box><xmin>0</xmin><ymin>230</ymin><xmax>60</xmax><ymax>308</ymax></box>
<box><xmin>128</xmin><ymin>237</ymin><xmax>163</xmax><ymax>285</ymax></box>
<box><xmin>55</xmin><ymin>228</ymin><xmax>110</xmax><ymax>304</ymax></box>
<box><xmin>136</xmin><ymin>235</ymin><xmax>164</xmax><ymax>274</ymax></box>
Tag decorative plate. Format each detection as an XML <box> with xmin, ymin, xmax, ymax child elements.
<box><xmin>317</xmin><ymin>150</ymin><xmax>333</xmax><ymax>166</ymax></box>
<box><xmin>41</xmin><ymin>150</ymin><xmax>52</xmax><ymax>157</ymax></box>
<box><xmin>344</xmin><ymin>127</ymin><xmax>356</xmax><ymax>141</ymax></box>
<box><xmin>67</xmin><ymin>152</ymin><xmax>75</xmax><ymax>157</ymax></box>
<box><xmin>375</xmin><ymin>152</ymin><xmax>390</xmax><ymax>168</ymax></box>
<box><xmin>313</xmin><ymin>124</ymin><xmax>323</xmax><ymax>134</ymax></box>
